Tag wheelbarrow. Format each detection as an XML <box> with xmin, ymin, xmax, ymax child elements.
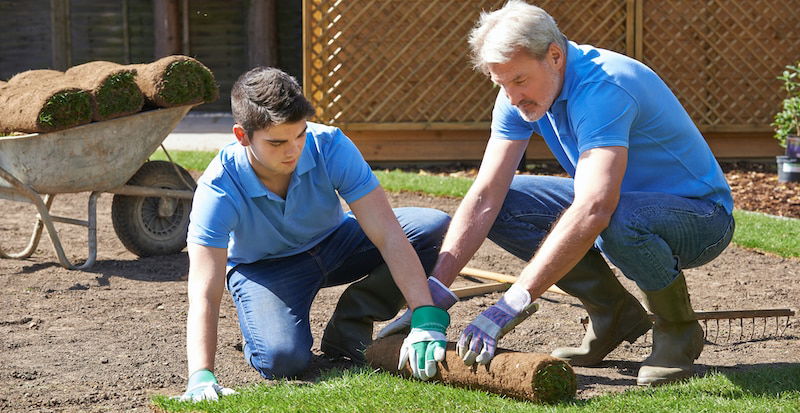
<box><xmin>0</xmin><ymin>105</ymin><xmax>199</xmax><ymax>270</ymax></box>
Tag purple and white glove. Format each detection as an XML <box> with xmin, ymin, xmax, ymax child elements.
<box><xmin>457</xmin><ymin>285</ymin><xmax>538</xmax><ymax>365</ymax></box>
<box><xmin>377</xmin><ymin>277</ymin><xmax>457</xmax><ymax>339</ymax></box>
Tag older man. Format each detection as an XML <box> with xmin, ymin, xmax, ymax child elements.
<box><xmin>413</xmin><ymin>0</ymin><xmax>733</xmax><ymax>386</ymax></box>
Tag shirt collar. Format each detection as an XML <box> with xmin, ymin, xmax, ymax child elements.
<box><xmin>233</xmin><ymin>132</ymin><xmax>318</xmax><ymax>199</ymax></box>
<box><xmin>293</xmin><ymin>133</ymin><xmax>316</xmax><ymax>176</ymax></box>
<box><xmin>233</xmin><ymin>145</ymin><xmax>268</xmax><ymax>198</ymax></box>
<box><xmin>554</xmin><ymin>40</ymin><xmax>580</xmax><ymax>103</ymax></box>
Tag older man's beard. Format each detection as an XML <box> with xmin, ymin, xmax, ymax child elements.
<box><xmin>516</xmin><ymin>101</ymin><xmax>547</xmax><ymax>122</ymax></box>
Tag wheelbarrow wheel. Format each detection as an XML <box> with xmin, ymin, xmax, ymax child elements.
<box><xmin>111</xmin><ymin>161</ymin><xmax>195</xmax><ymax>257</ymax></box>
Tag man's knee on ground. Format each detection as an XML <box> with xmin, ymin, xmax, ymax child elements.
<box><xmin>249</xmin><ymin>347</ymin><xmax>312</xmax><ymax>379</ymax></box>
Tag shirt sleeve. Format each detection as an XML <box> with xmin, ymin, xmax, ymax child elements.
<box><xmin>187</xmin><ymin>179</ymin><xmax>239</xmax><ymax>248</ymax></box>
<box><xmin>489</xmin><ymin>90</ymin><xmax>537</xmax><ymax>140</ymax></box>
<box><xmin>569</xmin><ymin>81</ymin><xmax>638</xmax><ymax>153</ymax></box>
<box><xmin>324</xmin><ymin>128</ymin><xmax>379</xmax><ymax>203</ymax></box>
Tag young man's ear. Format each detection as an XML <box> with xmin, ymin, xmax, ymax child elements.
<box><xmin>233</xmin><ymin>124</ymin><xmax>250</xmax><ymax>146</ymax></box>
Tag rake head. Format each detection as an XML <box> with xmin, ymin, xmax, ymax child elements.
<box><xmin>579</xmin><ymin>308</ymin><xmax>796</xmax><ymax>344</ymax></box>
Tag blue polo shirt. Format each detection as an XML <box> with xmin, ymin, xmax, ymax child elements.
<box><xmin>187</xmin><ymin>122</ymin><xmax>379</xmax><ymax>268</ymax></box>
<box><xmin>491</xmin><ymin>41</ymin><xmax>733</xmax><ymax>213</ymax></box>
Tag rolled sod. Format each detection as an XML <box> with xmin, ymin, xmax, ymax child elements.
<box><xmin>365</xmin><ymin>335</ymin><xmax>577</xmax><ymax>404</ymax></box>
<box><xmin>7</xmin><ymin>69</ymin><xmax>65</xmax><ymax>87</ymax></box>
<box><xmin>130</xmin><ymin>55</ymin><xmax>218</xmax><ymax>108</ymax></box>
<box><xmin>65</xmin><ymin>61</ymin><xmax>144</xmax><ymax>121</ymax></box>
<box><xmin>0</xmin><ymin>80</ymin><xmax>92</xmax><ymax>134</ymax></box>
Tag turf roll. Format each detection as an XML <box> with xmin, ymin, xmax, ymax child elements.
<box><xmin>365</xmin><ymin>335</ymin><xmax>577</xmax><ymax>404</ymax></box>
<box><xmin>65</xmin><ymin>61</ymin><xmax>144</xmax><ymax>121</ymax></box>
<box><xmin>7</xmin><ymin>69</ymin><xmax>65</xmax><ymax>87</ymax></box>
<box><xmin>130</xmin><ymin>55</ymin><xmax>218</xmax><ymax>108</ymax></box>
<box><xmin>0</xmin><ymin>80</ymin><xmax>93</xmax><ymax>134</ymax></box>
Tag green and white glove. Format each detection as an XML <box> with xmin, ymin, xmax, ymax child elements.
<box><xmin>397</xmin><ymin>306</ymin><xmax>450</xmax><ymax>381</ymax></box>
<box><xmin>179</xmin><ymin>369</ymin><xmax>236</xmax><ymax>402</ymax></box>
<box><xmin>377</xmin><ymin>277</ymin><xmax>458</xmax><ymax>339</ymax></box>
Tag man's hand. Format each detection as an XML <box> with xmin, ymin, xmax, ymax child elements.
<box><xmin>398</xmin><ymin>306</ymin><xmax>450</xmax><ymax>380</ymax></box>
<box><xmin>378</xmin><ymin>277</ymin><xmax>457</xmax><ymax>339</ymax></box>
<box><xmin>457</xmin><ymin>285</ymin><xmax>538</xmax><ymax>365</ymax></box>
<box><xmin>179</xmin><ymin>369</ymin><xmax>236</xmax><ymax>402</ymax></box>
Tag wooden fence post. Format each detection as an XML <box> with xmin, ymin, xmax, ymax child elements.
<box><xmin>248</xmin><ymin>0</ymin><xmax>278</xmax><ymax>69</ymax></box>
<box><xmin>153</xmin><ymin>0</ymin><xmax>181</xmax><ymax>58</ymax></box>
<box><xmin>51</xmin><ymin>0</ymin><xmax>71</xmax><ymax>70</ymax></box>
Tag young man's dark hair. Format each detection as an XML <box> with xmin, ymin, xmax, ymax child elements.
<box><xmin>230</xmin><ymin>67</ymin><xmax>315</xmax><ymax>138</ymax></box>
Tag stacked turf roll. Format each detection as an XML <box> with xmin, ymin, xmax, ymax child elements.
<box><xmin>65</xmin><ymin>61</ymin><xmax>144</xmax><ymax>121</ymax></box>
<box><xmin>131</xmin><ymin>55</ymin><xmax>218</xmax><ymax>108</ymax></box>
<box><xmin>0</xmin><ymin>70</ymin><xmax>93</xmax><ymax>134</ymax></box>
<box><xmin>0</xmin><ymin>56</ymin><xmax>217</xmax><ymax>134</ymax></box>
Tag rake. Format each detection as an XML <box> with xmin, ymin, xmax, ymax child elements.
<box><xmin>455</xmin><ymin>267</ymin><xmax>796</xmax><ymax>343</ymax></box>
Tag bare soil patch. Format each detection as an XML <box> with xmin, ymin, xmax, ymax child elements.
<box><xmin>0</xmin><ymin>165</ymin><xmax>797</xmax><ymax>412</ymax></box>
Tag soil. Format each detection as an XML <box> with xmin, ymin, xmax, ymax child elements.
<box><xmin>0</xmin><ymin>164</ymin><xmax>797</xmax><ymax>412</ymax></box>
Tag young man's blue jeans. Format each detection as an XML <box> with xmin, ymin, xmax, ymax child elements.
<box><xmin>488</xmin><ymin>175</ymin><xmax>734</xmax><ymax>292</ymax></box>
<box><xmin>226</xmin><ymin>207</ymin><xmax>449</xmax><ymax>379</ymax></box>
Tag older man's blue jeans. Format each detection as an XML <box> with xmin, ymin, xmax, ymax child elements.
<box><xmin>226</xmin><ymin>207</ymin><xmax>450</xmax><ymax>379</ymax></box>
<box><xmin>487</xmin><ymin>175</ymin><xmax>734</xmax><ymax>292</ymax></box>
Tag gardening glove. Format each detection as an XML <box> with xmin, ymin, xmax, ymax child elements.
<box><xmin>398</xmin><ymin>305</ymin><xmax>450</xmax><ymax>381</ymax></box>
<box><xmin>178</xmin><ymin>369</ymin><xmax>236</xmax><ymax>402</ymax></box>
<box><xmin>377</xmin><ymin>277</ymin><xmax>458</xmax><ymax>339</ymax></box>
<box><xmin>457</xmin><ymin>285</ymin><xmax>538</xmax><ymax>366</ymax></box>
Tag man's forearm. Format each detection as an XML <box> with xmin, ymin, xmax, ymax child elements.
<box><xmin>380</xmin><ymin>234</ymin><xmax>434</xmax><ymax>310</ymax></box>
<box><xmin>186</xmin><ymin>296</ymin><xmax>221</xmax><ymax>374</ymax></box>
<box><xmin>432</xmin><ymin>190</ymin><xmax>502</xmax><ymax>286</ymax></box>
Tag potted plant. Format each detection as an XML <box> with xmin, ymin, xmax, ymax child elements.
<box><xmin>772</xmin><ymin>62</ymin><xmax>800</xmax><ymax>182</ymax></box>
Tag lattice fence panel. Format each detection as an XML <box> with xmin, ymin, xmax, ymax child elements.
<box><xmin>641</xmin><ymin>0</ymin><xmax>800</xmax><ymax>130</ymax></box>
<box><xmin>305</xmin><ymin>0</ymin><xmax>630</xmax><ymax>126</ymax></box>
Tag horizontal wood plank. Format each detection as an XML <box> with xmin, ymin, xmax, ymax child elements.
<box><xmin>345</xmin><ymin>129</ymin><xmax>784</xmax><ymax>162</ymax></box>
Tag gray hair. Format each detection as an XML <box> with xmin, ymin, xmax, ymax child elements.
<box><xmin>468</xmin><ymin>0</ymin><xmax>566</xmax><ymax>74</ymax></box>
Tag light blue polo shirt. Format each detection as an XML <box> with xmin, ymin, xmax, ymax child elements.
<box><xmin>491</xmin><ymin>41</ymin><xmax>733</xmax><ymax>213</ymax></box>
<box><xmin>187</xmin><ymin>122</ymin><xmax>379</xmax><ymax>268</ymax></box>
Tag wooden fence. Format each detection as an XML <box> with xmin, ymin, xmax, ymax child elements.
<box><xmin>303</xmin><ymin>0</ymin><xmax>800</xmax><ymax>160</ymax></box>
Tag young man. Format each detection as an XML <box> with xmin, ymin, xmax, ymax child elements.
<box><xmin>179</xmin><ymin>67</ymin><xmax>453</xmax><ymax>401</ymax></box>
<box><xmin>382</xmin><ymin>1</ymin><xmax>734</xmax><ymax>386</ymax></box>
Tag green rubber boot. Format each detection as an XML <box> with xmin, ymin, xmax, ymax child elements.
<box><xmin>637</xmin><ymin>273</ymin><xmax>704</xmax><ymax>386</ymax></box>
<box><xmin>550</xmin><ymin>250</ymin><xmax>652</xmax><ymax>366</ymax></box>
<box><xmin>321</xmin><ymin>263</ymin><xmax>405</xmax><ymax>363</ymax></box>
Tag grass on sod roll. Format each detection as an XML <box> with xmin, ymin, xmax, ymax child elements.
<box><xmin>153</xmin><ymin>150</ymin><xmax>799</xmax><ymax>259</ymax></box>
<box><xmin>96</xmin><ymin>71</ymin><xmax>141</xmax><ymax>118</ymax></box>
<box><xmin>160</xmin><ymin>60</ymin><xmax>207</xmax><ymax>105</ymax></box>
<box><xmin>152</xmin><ymin>365</ymin><xmax>800</xmax><ymax>412</ymax></box>
<box><xmin>38</xmin><ymin>90</ymin><xmax>93</xmax><ymax>129</ymax></box>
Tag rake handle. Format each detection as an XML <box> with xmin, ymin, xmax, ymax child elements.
<box><xmin>459</xmin><ymin>266</ymin><xmax>569</xmax><ymax>296</ymax></box>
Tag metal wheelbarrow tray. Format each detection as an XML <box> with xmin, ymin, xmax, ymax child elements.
<box><xmin>0</xmin><ymin>105</ymin><xmax>197</xmax><ymax>270</ymax></box>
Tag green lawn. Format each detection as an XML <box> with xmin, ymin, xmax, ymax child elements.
<box><xmin>152</xmin><ymin>365</ymin><xmax>800</xmax><ymax>412</ymax></box>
